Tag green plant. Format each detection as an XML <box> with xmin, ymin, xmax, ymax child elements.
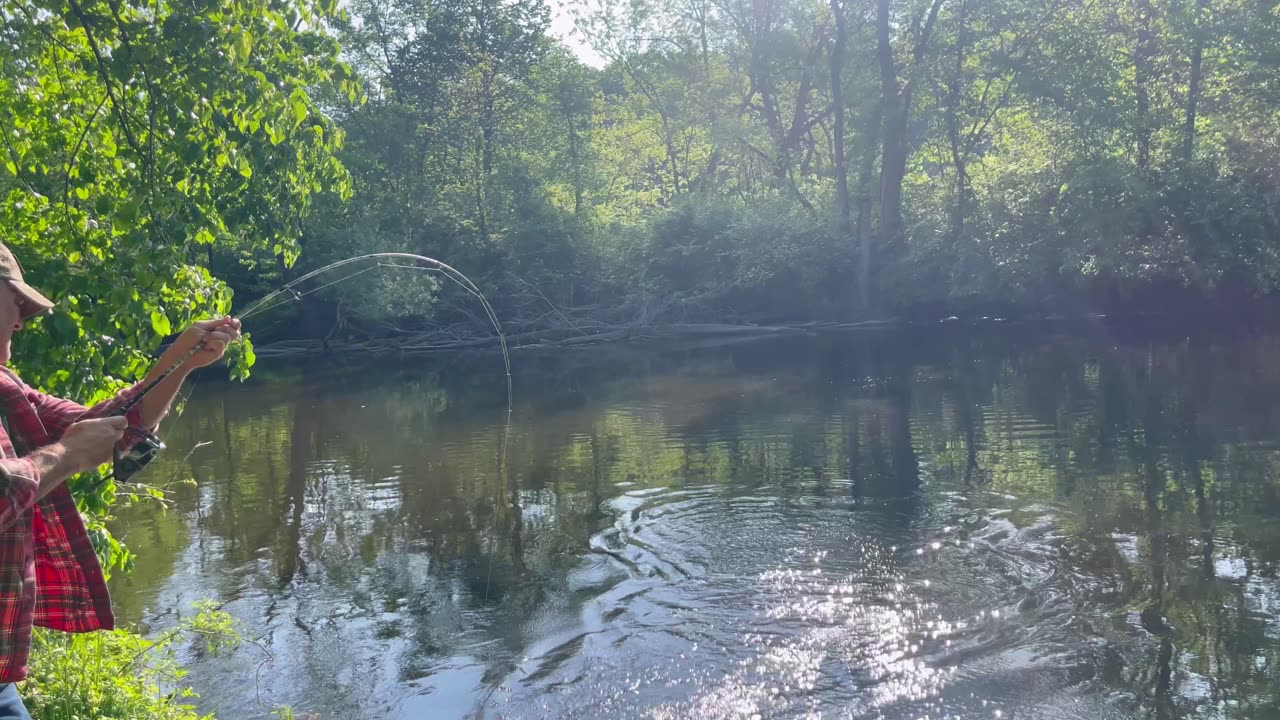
<box><xmin>18</xmin><ymin>604</ymin><xmax>244</xmax><ymax>720</ymax></box>
<box><xmin>18</xmin><ymin>601</ymin><xmax>307</xmax><ymax>720</ymax></box>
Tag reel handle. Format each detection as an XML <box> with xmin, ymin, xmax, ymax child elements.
<box><xmin>111</xmin><ymin>427</ymin><xmax>165</xmax><ymax>483</ymax></box>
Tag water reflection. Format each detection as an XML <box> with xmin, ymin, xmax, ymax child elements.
<box><xmin>108</xmin><ymin>328</ymin><xmax>1280</xmax><ymax>718</ymax></box>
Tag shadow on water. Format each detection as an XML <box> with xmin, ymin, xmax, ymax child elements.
<box><xmin>106</xmin><ymin>324</ymin><xmax>1280</xmax><ymax>718</ymax></box>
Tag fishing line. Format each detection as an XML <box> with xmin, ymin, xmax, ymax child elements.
<box><xmin>238</xmin><ymin>253</ymin><xmax>511</xmax><ymax>407</ymax></box>
<box><xmin>67</xmin><ymin>250</ymin><xmax>518</xmax><ymax>703</ymax></box>
<box><xmin>235</xmin><ymin>264</ymin><xmax>381</xmax><ymax>321</ymax></box>
<box><xmin>246</xmin><ymin>264</ymin><xmax>474</xmax><ymax>329</ymax></box>
<box><xmin>377</xmin><ymin>264</ymin><xmax>490</xmax><ymax>316</ymax></box>
<box><xmin>244</xmin><ymin>253</ymin><xmax>516</xmax><ymax>603</ymax></box>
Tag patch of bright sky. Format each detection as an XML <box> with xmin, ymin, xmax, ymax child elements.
<box><xmin>336</xmin><ymin>0</ymin><xmax>605</xmax><ymax>69</ymax></box>
<box><xmin>548</xmin><ymin>0</ymin><xmax>606</xmax><ymax>68</ymax></box>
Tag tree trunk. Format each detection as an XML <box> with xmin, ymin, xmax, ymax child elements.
<box><xmin>697</xmin><ymin>0</ymin><xmax>722</xmax><ymax>193</ymax></box>
<box><xmin>871</xmin><ymin>0</ymin><xmax>945</xmax><ymax>307</ymax></box>
<box><xmin>571</xmin><ymin>132</ymin><xmax>583</xmax><ymax>217</ymax></box>
<box><xmin>830</xmin><ymin>0</ymin><xmax>850</xmax><ymax>233</ymax></box>
<box><xmin>752</xmin><ymin>0</ymin><xmax>784</xmax><ymax>158</ymax></box>
<box><xmin>855</xmin><ymin>103</ymin><xmax>882</xmax><ymax>312</ymax></box>
<box><xmin>946</xmin><ymin>0</ymin><xmax>969</xmax><ymax>244</ymax></box>
<box><xmin>1133</xmin><ymin>0</ymin><xmax>1157</xmax><ymax>247</ymax></box>
<box><xmin>1183</xmin><ymin>0</ymin><xmax>1206</xmax><ymax>162</ymax></box>
<box><xmin>627</xmin><ymin>68</ymin><xmax>684</xmax><ymax>199</ymax></box>
<box><xmin>562</xmin><ymin>91</ymin><xmax>583</xmax><ymax>217</ymax></box>
<box><xmin>877</xmin><ymin>0</ymin><xmax>907</xmax><ymax>250</ymax></box>
<box><xmin>481</xmin><ymin>67</ymin><xmax>496</xmax><ymax>177</ymax></box>
<box><xmin>1134</xmin><ymin>0</ymin><xmax>1154</xmax><ymax>173</ymax></box>
<box><xmin>667</xmin><ymin>135</ymin><xmax>682</xmax><ymax>197</ymax></box>
<box><xmin>879</xmin><ymin>108</ymin><xmax>908</xmax><ymax>248</ymax></box>
<box><xmin>476</xmin><ymin>150</ymin><xmax>489</xmax><ymax>242</ymax></box>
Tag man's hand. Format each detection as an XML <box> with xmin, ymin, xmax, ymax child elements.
<box><xmin>22</xmin><ymin>416</ymin><xmax>128</xmax><ymax>496</ymax></box>
<box><xmin>59</xmin><ymin>417</ymin><xmax>128</xmax><ymax>474</ymax></box>
<box><xmin>165</xmin><ymin>317</ymin><xmax>243</xmax><ymax>371</ymax></box>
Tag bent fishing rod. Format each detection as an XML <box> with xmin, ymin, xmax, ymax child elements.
<box><xmin>102</xmin><ymin>252</ymin><xmax>512</xmax><ymax>483</ymax></box>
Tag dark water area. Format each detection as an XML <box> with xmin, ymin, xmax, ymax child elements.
<box><xmin>107</xmin><ymin>323</ymin><xmax>1280</xmax><ymax>719</ymax></box>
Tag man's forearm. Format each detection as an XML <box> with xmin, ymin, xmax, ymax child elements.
<box><xmin>27</xmin><ymin>442</ymin><xmax>81</xmax><ymax>498</ymax></box>
<box><xmin>131</xmin><ymin>318</ymin><xmax>237</xmax><ymax>431</ymax></box>
<box><xmin>136</xmin><ymin>359</ymin><xmax>193</xmax><ymax>431</ymax></box>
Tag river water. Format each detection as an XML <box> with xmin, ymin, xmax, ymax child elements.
<box><xmin>107</xmin><ymin>325</ymin><xmax>1280</xmax><ymax>719</ymax></box>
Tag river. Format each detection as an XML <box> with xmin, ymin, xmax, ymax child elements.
<box><xmin>107</xmin><ymin>324</ymin><xmax>1280</xmax><ymax>719</ymax></box>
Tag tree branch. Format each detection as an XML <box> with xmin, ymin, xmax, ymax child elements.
<box><xmin>61</xmin><ymin>94</ymin><xmax>109</xmax><ymax>238</ymax></box>
<box><xmin>902</xmin><ymin>0</ymin><xmax>948</xmax><ymax>95</ymax></box>
<box><xmin>66</xmin><ymin>0</ymin><xmax>146</xmax><ymax>160</ymax></box>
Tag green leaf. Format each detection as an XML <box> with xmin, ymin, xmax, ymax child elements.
<box><xmin>149</xmin><ymin>310</ymin><xmax>172</xmax><ymax>337</ymax></box>
<box><xmin>227</xmin><ymin>335</ymin><xmax>255</xmax><ymax>381</ymax></box>
<box><xmin>50</xmin><ymin>314</ymin><xmax>77</xmax><ymax>342</ymax></box>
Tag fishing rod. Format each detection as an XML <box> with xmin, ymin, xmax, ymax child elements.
<box><xmin>238</xmin><ymin>252</ymin><xmax>511</xmax><ymax>405</ymax></box>
<box><xmin>107</xmin><ymin>342</ymin><xmax>205</xmax><ymax>482</ymax></box>
<box><xmin>104</xmin><ymin>252</ymin><xmax>511</xmax><ymax>483</ymax></box>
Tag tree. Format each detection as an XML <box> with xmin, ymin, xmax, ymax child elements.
<box><xmin>306</xmin><ymin>0</ymin><xmax>1280</xmax><ymax>332</ymax></box>
<box><xmin>0</xmin><ymin>0</ymin><xmax>355</xmax><ymax>569</ymax></box>
<box><xmin>829</xmin><ymin>0</ymin><xmax>850</xmax><ymax>232</ymax></box>
<box><xmin>875</xmin><ymin>0</ymin><xmax>946</xmax><ymax>294</ymax></box>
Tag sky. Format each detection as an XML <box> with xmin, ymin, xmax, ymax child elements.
<box><xmin>547</xmin><ymin>0</ymin><xmax>607</xmax><ymax>67</ymax></box>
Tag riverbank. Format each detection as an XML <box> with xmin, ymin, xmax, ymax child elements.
<box><xmin>246</xmin><ymin>304</ymin><xmax>1280</xmax><ymax>360</ymax></box>
<box><xmin>230</xmin><ymin>274</ymin><xmax>1280</xmax><ymax>360</ymax></box>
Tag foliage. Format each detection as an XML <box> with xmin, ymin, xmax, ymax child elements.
<box><xmin>22</xmin><ymin>600</ymin><xmax>310</xmax><ymax>720</ymax></box>
<box><xmin>0</xmin><ymin>0</ymin><xmax>355</xmax><ymax>571</ymax></box>
<box><xmin>614</xmin><ymin>194</ymin><xmax>850</xmax><ymax>322</ymax></box>
<box><xmin>263</xmin><ymin>0</ymin><xmax>1280</xmax><ymax>334</ymax></box>
<box><xmin>22</xmin><ymin>630</ymin><xmax>206</xmax><ymax>720</ymax></box>
<box><xmin>19</xmin><ymin>603</ymin><xmax>245</xmax><ymax>720</ymax></box>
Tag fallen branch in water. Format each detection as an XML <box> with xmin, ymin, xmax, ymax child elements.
<box><xmin>247</xmin><ymin>320</ymin><xmax>900</xmax><ymax>359</ymax></box>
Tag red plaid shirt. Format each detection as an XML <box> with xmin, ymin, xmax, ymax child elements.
<box><xmin>0</xmin><ymin>367</ymin><xmax>147</xmax><ymax>682</ymax></box>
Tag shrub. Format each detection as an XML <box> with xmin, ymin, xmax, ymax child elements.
<box><xmin>21</xmin><ymin>628</ymin><xmax>208</xmax><ymax>720</ymax></box>
<box><xmin>20</xmin><ymin>602</ymin><xmax>247</xmax><ymax>720</ymax></box>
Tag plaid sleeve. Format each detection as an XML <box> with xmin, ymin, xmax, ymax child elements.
<box><xmin>0</xmin><ymin>457</ymin><xmax>39</xmax><ymax>532</ymax></box>
<box><xmin>26</xmin><ymin>382</ymin><xmax>148</xmax><ymax>443</ymax></box>
<box><xmin>0</xmin><ymin>371</ymin><xmax>44</xmax><ymax>531</ymax></box>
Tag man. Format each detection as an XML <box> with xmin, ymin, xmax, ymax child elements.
<box><xmin>0</xmin><ymin>243</ymin><xmax>240</xmax><ymax>718</ymax></box>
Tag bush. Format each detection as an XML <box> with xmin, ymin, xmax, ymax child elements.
<box><xmin>21</xmin><ymin>630</ymin><xmax>208</xmax><ymax>720</ymax></box>
<box><xmin>614</xmin><ymin>194</ymin><xmax>851</xmax><ymax>322</ymax></box>
<box><xmin>19</xmin><ymin>603</ymin><xmax>249</xmax><ymax>720</ymax></box>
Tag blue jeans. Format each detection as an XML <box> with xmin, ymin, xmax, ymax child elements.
<box><xmin>0</xmin><ymin>684</ymin><xmax>29</xmax><ymax>720</ymax></box>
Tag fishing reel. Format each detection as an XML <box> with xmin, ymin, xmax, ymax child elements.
<box><xmin>112</xmin><ymin>426</ymin><xmax>165</xmax><ymax>482</ymax></box>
